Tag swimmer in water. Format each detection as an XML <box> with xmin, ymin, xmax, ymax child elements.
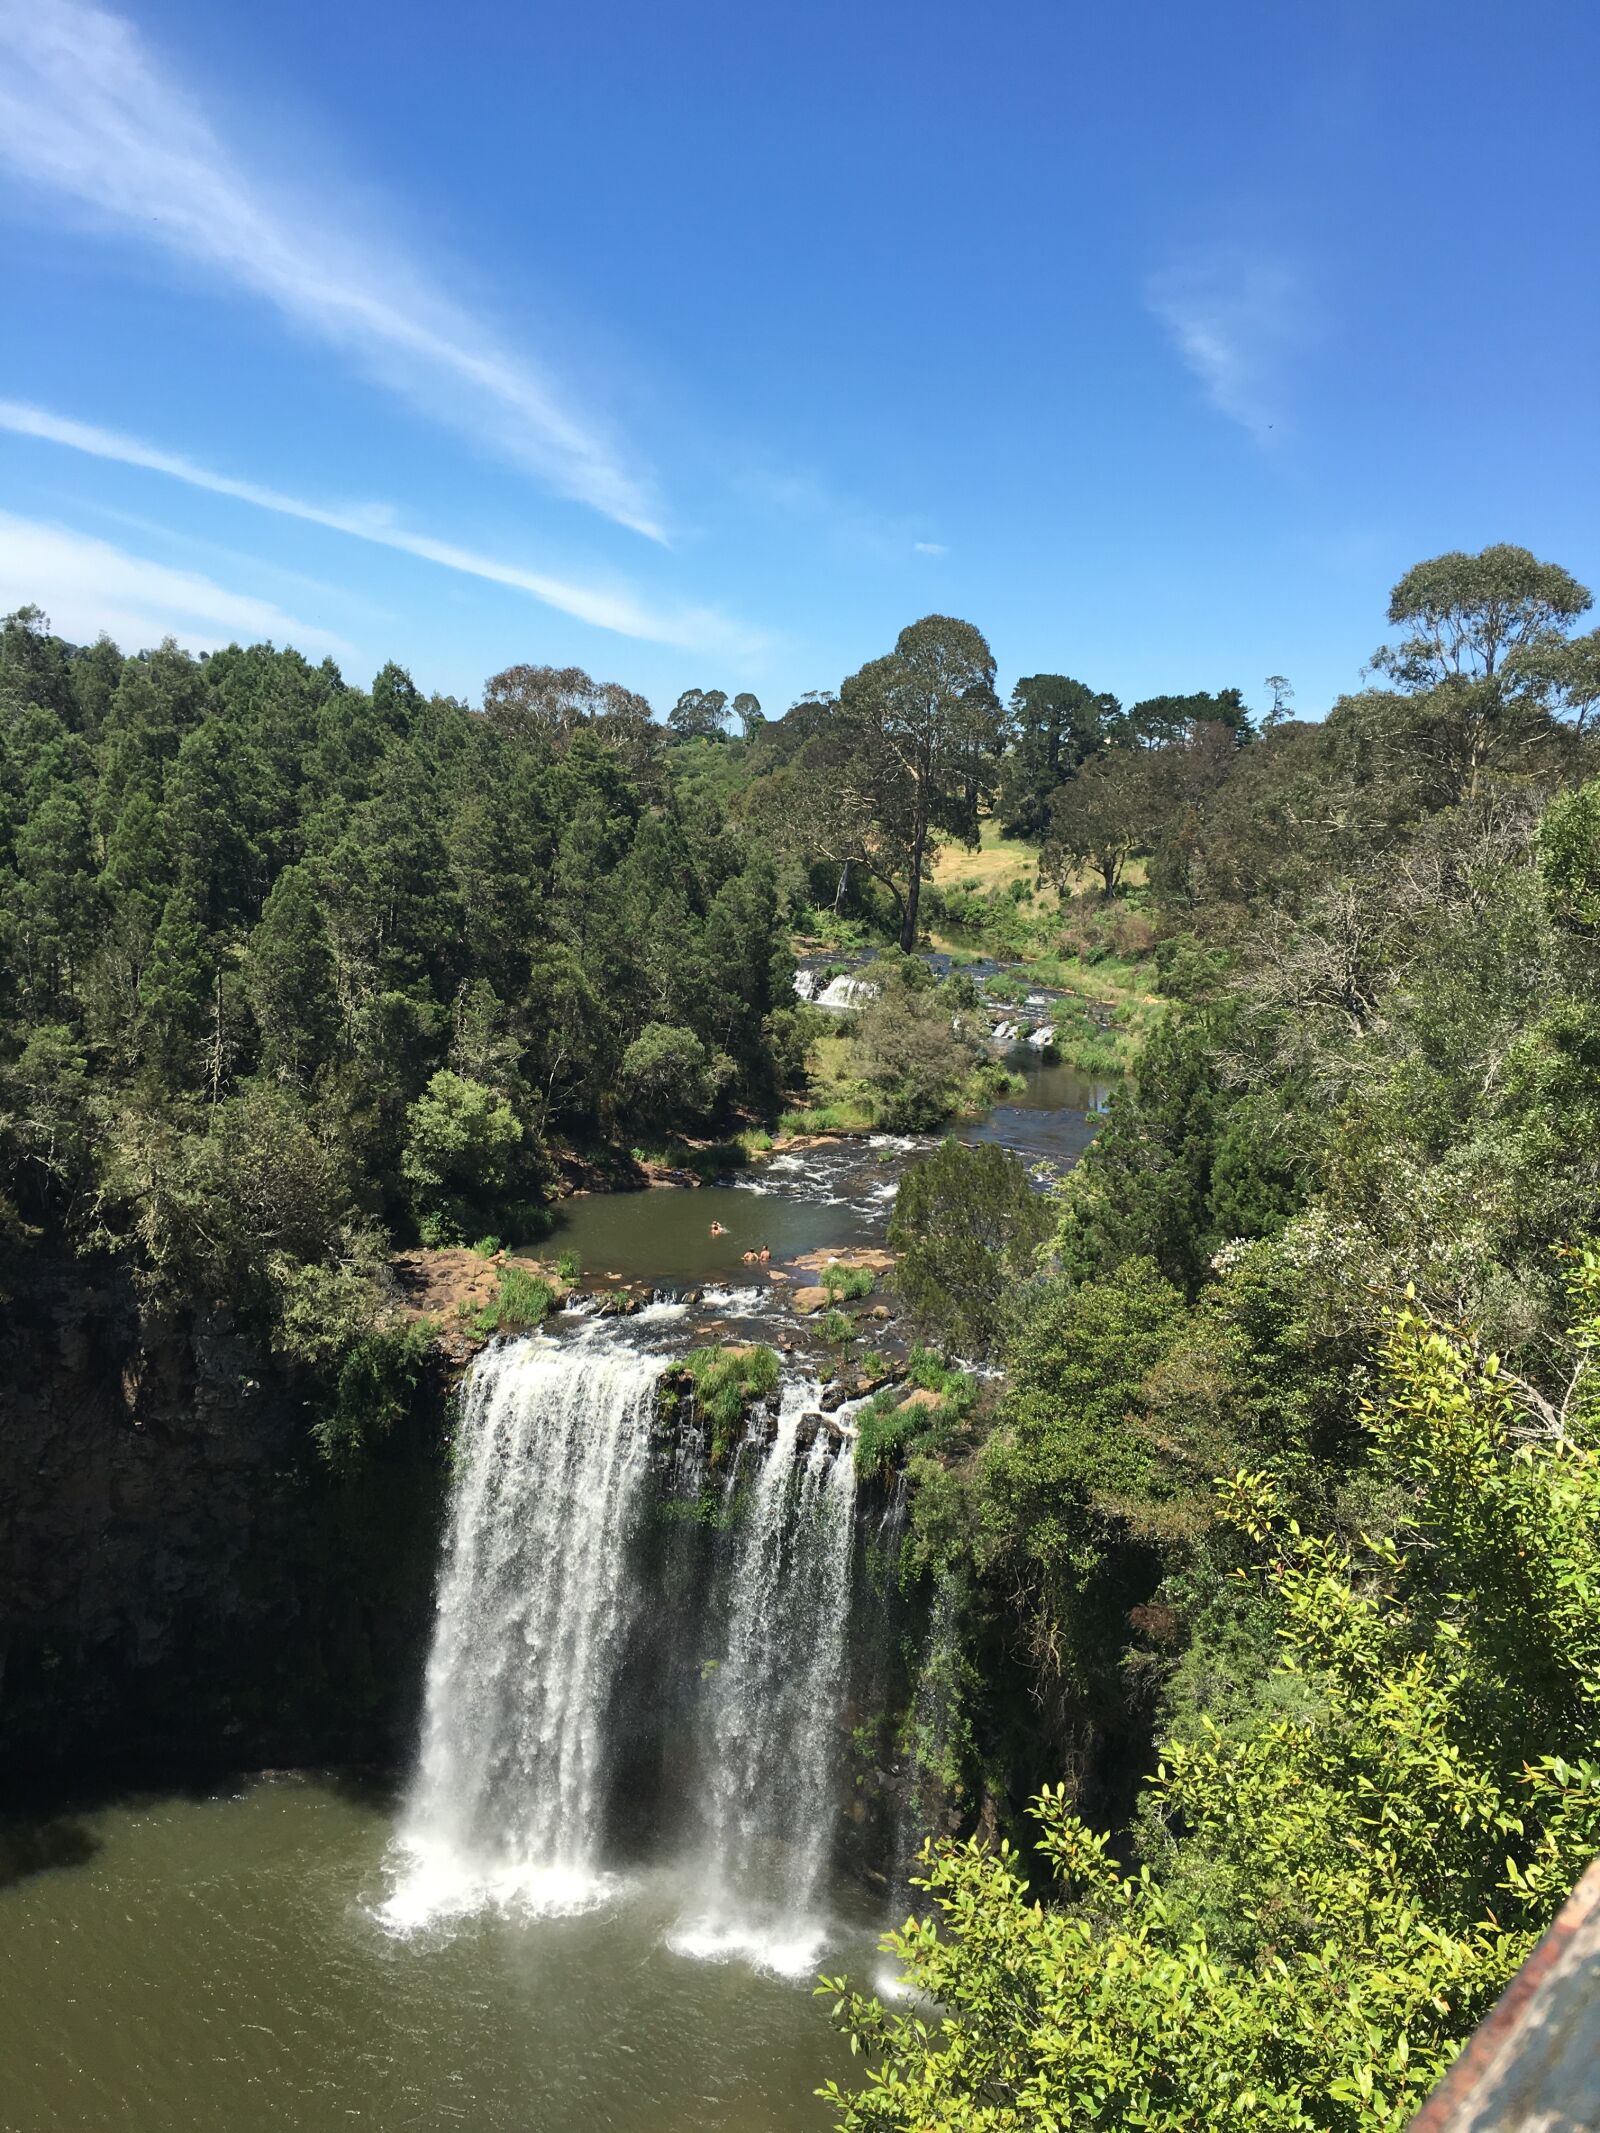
<box><xmin>758</xmin><ymin>1243</ymin><xmax>771</xmax><ymax>1264</ymax></box>
<box><xmin>710</xmin><ymin>1220</ymin><xmax>728</xmax><ymax>1237</ymax></box>
<box><xmin>741</xmin><ymin>1249</ymin><xmax>759</xmax><ymax>1264</ymax></box>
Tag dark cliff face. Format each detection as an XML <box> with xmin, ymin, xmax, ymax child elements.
<box><xmin>0</xmin><ymin>1260</ymin><xmax>448</xmax><ymax>1788</ymax></box>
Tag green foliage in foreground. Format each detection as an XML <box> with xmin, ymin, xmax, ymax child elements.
<box><xmin>822</xmin><ymin>1257</ymin><xmax>1600</xmax><ymax>2130</ymax></box>
<box><xmin>683</xmin><ymin>1343</ymin><xmax>782</xmax><ymax>1462</ymax></box>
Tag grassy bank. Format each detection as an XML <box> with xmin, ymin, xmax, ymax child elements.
<box><xmin>927</xmin><ymin>823</ymin><xmax>1161</xmax><ymax>1073</ymax></box>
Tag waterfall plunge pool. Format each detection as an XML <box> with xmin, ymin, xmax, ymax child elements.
<box><xmin>0</xmin><ymin>1774</ymin><xmax>877</xmax><ymax>2132</ymax></box>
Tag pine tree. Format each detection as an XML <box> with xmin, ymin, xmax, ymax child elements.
<box><xmin>244</xmin><ymin>863</ymin><xmax>340</xmax><ymax>1083</ymax></box>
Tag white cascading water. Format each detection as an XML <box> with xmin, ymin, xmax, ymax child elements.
<box><xmin>384</xmin><ymin>1330</ymin><xmax>666</xmax><ymax>1928</ymax></box>
<box><xmin>816</xmin><ymin>973</ymin><xmax>878</xmax><ymax>1011</ymax></box>
<box><xmin>673</xmin><ymin>1377</ymin><xmax>858</xmax><ymax>1974</ymax></box>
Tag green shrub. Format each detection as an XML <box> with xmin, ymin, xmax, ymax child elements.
<box><xmin>556</xmin><ymin>1248</ymin><xmax>582</xmax><ymax>1282</ymax></box>
<box><xmin>850</xmin><ymin>1355</ymin><xmax>971</xmax><ymax>1477</ymax></box>
<box><xmin>853</xmin><ymin>1393</ymin><xmax>924</xmax><ymax>1477</ymax></box>
<box><xmin>822</xmin><ymin>1308</ymin><xmax>854</xmax><ymax>1344</ymax></box>
<box><xmin>1540</xmin><ymin>777</ymin><xmax>1600</xmax><ymax>931</ymax></box>
<box><xmin>905</xmin><ymin>1346</ymin><xmax>978</xmax><ymax>1415</ymax></box>
<box><xmin>822</xmin><ymin>1260</ymin><xmax>875</xmax><ymax>1301</ymax></box>
<box><xmin>312</xmin><ymin>1317</ymin><xmax>434</xmax><ymax>1466</ymax></box>
<box><xmin>779</xmin><ymin>1104</ymin><xmax>855</xmax><ymax>1136</ymax></box>
<box><xmin>471</xmin><ymin>1234</ymin><xmax>502</xmax><ymax>1257</ymax></box>
<box><xmin>803</xmin><ymin>907</ymin><xmax>871</xmax><ymax>950</ymax></box>
<box><xmin>964</xmin><ymin>1060</ymin><xmax>1025</xmax><ymax>1108</ymax></box>
<box><xmin>683</xmin><ymin>1343</ymin><xmax>782</xmax><ymax>1462</ymax></box>
<box><xmin>401</xmin><ymin>1069</ymin><xmax>523</xmax><ymax>1241</ymax></box>
<box><xmin>474</xmin><ymin>1262</ymin><xmax>555</xmax><ymax>1334</ymax></box>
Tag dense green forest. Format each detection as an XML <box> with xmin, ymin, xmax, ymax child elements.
<box><xmin>5</xmin><ymin>544</ymin><xmax>1600</xmax><ymax>2126</ymax></box>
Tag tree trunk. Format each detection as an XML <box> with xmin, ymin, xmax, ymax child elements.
<box><xmin>902</xmin><ymin>813</ymin><xmax>928</xmax><ymax>952</ymax></box>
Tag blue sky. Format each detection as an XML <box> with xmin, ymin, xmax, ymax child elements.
<box><xmin>0</xmin><ymin>0</ymin><xmax>1596</xmax><ymax>721</ymax></box>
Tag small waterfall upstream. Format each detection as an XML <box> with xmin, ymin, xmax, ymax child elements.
<box><xmin>673</xmin><ymin>1379</ymin><xmax>859</xmax><ymax>1973</ymax></box>
<box><xmin>386</xmin><ymin>1332</ymin><xmax>666</xmax><ymax>1926</ymax></box>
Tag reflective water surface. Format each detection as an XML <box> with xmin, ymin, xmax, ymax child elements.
<box><xmin>549</xmin><ymin>1055</ymin><xmax>1108</xmax><ymax>1286</ymax></box>
<box><xmin>0</xmin><ymin>1776</ymin><xmax>873</xmax><ymax>2133</ymax></box>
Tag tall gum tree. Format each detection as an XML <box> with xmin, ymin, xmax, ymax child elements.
<box><xmin>1367</xmin><ymin>543</ymin><xmax>1595</xmax><ymax>802</ymax></box>
<box><xmin>840</xmin><ymin>615</ymin><xmax>1003</xmax><ymax>950</ymax></box>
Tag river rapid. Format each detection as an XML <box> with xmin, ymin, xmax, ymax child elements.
<box><xmin>0</xmin><ymin>1054</ymin><xmax>1108</xmax><ymax>2133</ymax></box>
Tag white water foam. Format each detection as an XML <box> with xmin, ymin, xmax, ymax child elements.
<box><xmin>384</xmin><ymin>1333</ymin><xmax>666</xmax><ymax>1931</ymax></box>
<box><xmin>671</xmin><ymin>1376</ymin><xmax>858</xmax><ymax>1974</ymax></box>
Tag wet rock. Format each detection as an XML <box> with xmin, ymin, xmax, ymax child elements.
<box><xmin>855</xmin><ymin>1370</ymin><xmax>895</xmax><ymax>1397</ymax></box>
<box><xmin>792</xmin><ymin>1285</ymin><xmax>830</xmax><ymax>1314</ymax></box>
<box><xmin>866</xmin><ymin>1303</ymin><xmax>892</xmax><ymax>1320</ymax></box>
<box><xmin>794</xmin><ymin>1411</ymin><xmax>824</xmax><ymax>1451</ymax></box>
<box><xmin>820</xmin><ymin>1380</ymin><xmax>851</xmax><ymax>1412</ymax></box>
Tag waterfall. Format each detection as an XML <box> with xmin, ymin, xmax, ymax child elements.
<box><xmin>876</xmin><ymin>1466</ymin><xmax>910</xmax><ymax>1549</ymax></box>
<box><xmin>672</xmin><ymin>1378</ymin><xmax>859</xmax><ymax>1974</ymax></box>
<box><xmin>385</xmin><ymin>1330</ymin><xmax>665</xmax><ymax>1927</ymax></box>
<box><xmin>816</xmin><ymin>973</ymin><xmax>879</xmax><ymax>1011</ymax></box>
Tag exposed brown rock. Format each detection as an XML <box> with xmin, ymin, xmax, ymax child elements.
<box><xmin>894</xmin><ymin>1386</ymin><xmax>942</xmax><ymax>1414</ymax></box>
<box><xmin>790</xmin><ymin>1246</ymin><xmax>895</xmax><ymax>1274</ymax></box>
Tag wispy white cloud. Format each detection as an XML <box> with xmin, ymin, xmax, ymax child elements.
<box><xmin>0</xmin><ymin>400</ymin><xmax>764</xmax><ymax>655</ymax></box>
<box><xmin>1146</xmin><ymin>248</ymin><xmax>1306</xmax><ymax>442</ymax></box>
<box><xmin>0</xmin><ymin>0</ymin><xmax>663</xmax><ymax>537</ymax></box>
<box><xmin>734</xmin><ymin>460</ymin><xmax>944</xmax><ymax>572</ymax></box>
<box><xmin>0</xmin><ymin>511</ymin><xmax>355</xmax><ymax>657</ymax></box>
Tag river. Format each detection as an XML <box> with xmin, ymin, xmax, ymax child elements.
<box><xmin>0</xmin><ymin>1053</ymin><xmax>1107</xmax><ymax>2133</ymax></box>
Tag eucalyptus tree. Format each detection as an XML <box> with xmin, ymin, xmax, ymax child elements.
<box><xmin>481</xmin><ymin>662</ymin><xmax>603</xmax><ymax>750</ymax></box>
<box><xmin>767</xmin><ymin>690</ymin><xmax>919</xmax><ymax>922</ymax></box>
<box><xmin>840</xmin><ymin>615</ymin><xmax>1004</xmax><ymax>950</ymax></box>
<box><xmin>668</xmin><ymin>687</ymin><xmax>729</xmax><ymax>741</ymax></box>
<box><xmin>1042</xmin><ymin>743</ymin><xmax>1173</xmax><ymax>899</ymax></box>
<box><xmin>1366</xmin><ymin>543</ymin><xmax>1595</xmax><ymax>802</ymax></box>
